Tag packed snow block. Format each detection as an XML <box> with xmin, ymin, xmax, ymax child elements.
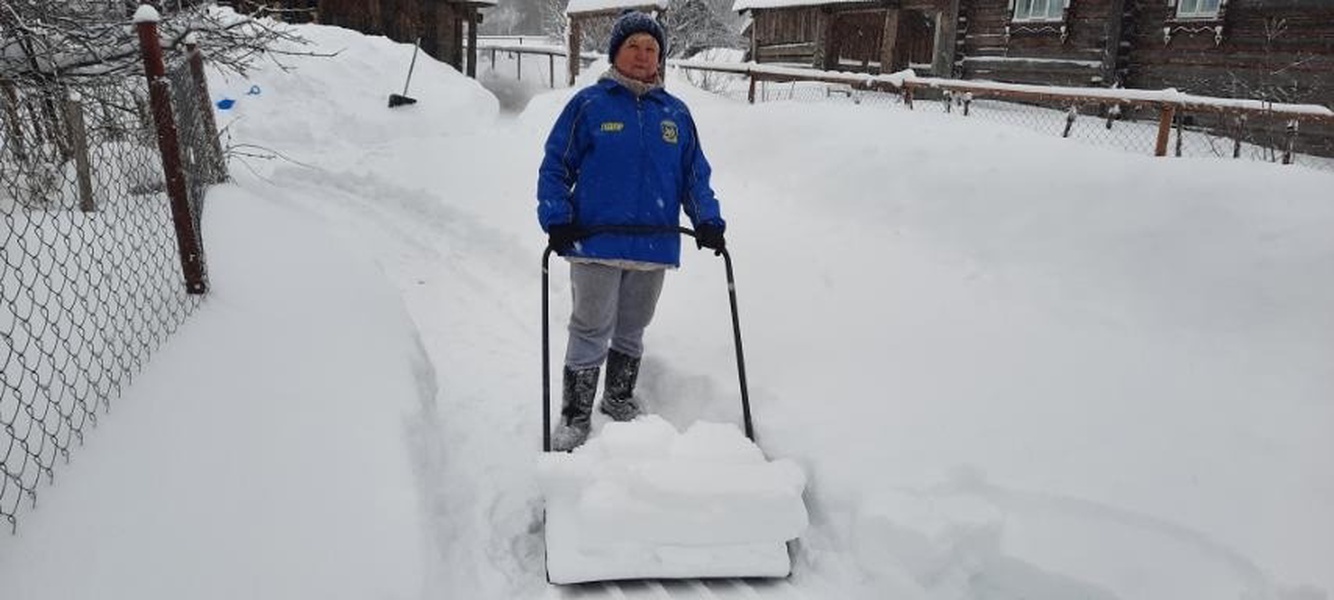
<box><xmin>539</xmin><ymin>416</ymin><xmax>808</xmax><ymax>583</ymax></box>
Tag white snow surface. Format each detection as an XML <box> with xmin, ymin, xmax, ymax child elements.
<box><xmin>3</xmin><ymin>15</ymin><xmax>1334</xmax><ymax>600</ymax></box>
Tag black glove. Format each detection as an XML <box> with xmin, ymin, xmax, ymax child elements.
<box><xmin>548</xmin><ymin>223</ymin><xmax>583</xmax><ymax>254</ymax></box>
<box><xmin>695</xmin><ymin>222</ymin><xmax>725</xmax><ymax>255</ymax></box>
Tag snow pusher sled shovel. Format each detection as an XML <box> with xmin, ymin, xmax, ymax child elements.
<box><xmin>538</xmin><ymin>226</ymin><xmax>809</xmax><ymax>585</ymax></box>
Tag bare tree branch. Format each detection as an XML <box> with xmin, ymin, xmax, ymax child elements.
<box><xmin>0</xmin><ymin>1</ymin><xmax>315</xmax><ymax>83</ymax></box>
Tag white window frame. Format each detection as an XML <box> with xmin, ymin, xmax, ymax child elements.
<box><xmin>1173</xmin><ymin>0</ymin><xmax>1222</xmax><ymax>20</ymax></box>
<box><xmin>1011</xmin><ymin>0</ymin><xmax>1068</xmax><ymax>22</ymax></box>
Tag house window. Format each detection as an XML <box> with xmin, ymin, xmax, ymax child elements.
<box><xmin>1175</xmin><ymin>0</ymin><xmax>1221</xmax><ymax>19</ymax></box>
<box><xmin>1013</xmin><ymin>0</ymin><xmax>1065</xmax><ymax>21</ymax></box>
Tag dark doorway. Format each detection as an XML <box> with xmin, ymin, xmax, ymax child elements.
<box><xmin>828</xmin><ymin>10</ymin><xmax>884</xmax><ymax>72</ymax></box>
<box><xmin>895</xmin><ymin>10</ymin><xmax>935</xmax><ymax>73</ymax></box>
<box><xmin>826</xmin><ymin>9</ymin><xmax>937</xmax><ymax>75</ymax></box>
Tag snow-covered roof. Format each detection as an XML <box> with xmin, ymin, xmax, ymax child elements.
<box><xmin>566</xmin><ymin>0</ymin><xmax>668</xmax><ymax>16</ymax></box>
<box><xmin>732</xmin><ymin>0</ymin><xmax>877</xmax><ymax>11</ymax></box>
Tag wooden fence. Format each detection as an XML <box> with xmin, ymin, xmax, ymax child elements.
<box><xmin>475</xmin><ymin>40</ymin><xmax>1334</xmax><ymax>168</ymax></box>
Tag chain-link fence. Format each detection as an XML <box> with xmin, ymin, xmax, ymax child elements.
<box><xmin>674</xmin><ymin>63</ymin><xmax>1334</xmax><ymax>173</ymax></box>
<box><xmin>1</xmin><ymin>36</ymin><xmax>224</xmax><ymax>531</ymax></box>
<box><xmin>480</xmin><ymin>44</ymin><xmax>1334</xmax><ymax>172</ymax></box>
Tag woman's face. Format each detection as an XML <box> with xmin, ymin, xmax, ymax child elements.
<box><xmin>614</xmin><ymin>32</ymin><xmax>660</xmax><ymax>83</ymax></box>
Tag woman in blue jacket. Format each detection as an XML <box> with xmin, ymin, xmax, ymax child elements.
<box><xmin>537</xmin><ymin>10</ymin><xmax>726</xmax><ymax>451</ymax></box>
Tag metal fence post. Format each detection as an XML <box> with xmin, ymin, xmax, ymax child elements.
<box><xmin>185</xmin><ymin>34</ymin><xmax>227</xmax><ymax>184</ymax></box>
<box><xmin>1283</xmin><ymin>119</ymin><xmax>1298</xmax><ymax>165</ymax></box>
<box><xmin>135</xmin><ymin>6</ymin><xmax>208</xmax><ymax>295</ymax></box>
<box><xmin>1231</xmin><ymin>114</ymin><xmax>1245</xmax><ymax>159</ymax></box>
<box><xmin>1174</xmin><ymin>111</ymin><xmax>1185</xmax><ymax>157</ymax></box>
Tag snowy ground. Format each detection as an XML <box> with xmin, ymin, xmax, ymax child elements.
<box><xmin>2</xmin><ymin>17</ymin><xmax>1332</xmax><ymax>600</ymax></box>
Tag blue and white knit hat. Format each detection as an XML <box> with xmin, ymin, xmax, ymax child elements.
<box><xmin>607</xmin><ymin>10</ymin><xmax>666</xmax><ymax>58</ymax></box>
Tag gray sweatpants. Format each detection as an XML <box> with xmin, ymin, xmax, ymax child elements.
<box><xmin>565</xmin><ymin>262</ymin><xmax>666</xmax><ymax>369</ymax></box>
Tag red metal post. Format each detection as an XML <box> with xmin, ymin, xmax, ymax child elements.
<box><xmin>136</xmin><ymin>8</ymin><xmax>208</xmax><ymax>294</ymax></box>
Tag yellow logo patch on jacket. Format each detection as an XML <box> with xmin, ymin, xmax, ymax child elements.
<box><xmin>600</xmin><ymin>121</ymin><xmax>624</xmax><ymax>132</ymax></box>
<box><xmin>660</xmin><ymin>120</ymin><xmax>678</xmax><ymax>144</ymax></box>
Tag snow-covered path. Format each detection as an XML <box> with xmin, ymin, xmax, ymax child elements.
<box><xmin>252</xmin><ymin>146</ymin><xmax>839</xmax><ymax>600</ymax></box>
<box><xmin>247</xmin><ymin>61</ymin><xmax>1333</xmax><ymax>596</ymax></box>
<box><xmin>3</xmin><ymin>19</ymin><xmax>1331</xmax><ymax>600</ymax></box>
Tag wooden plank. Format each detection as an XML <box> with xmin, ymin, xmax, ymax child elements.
<box><xmin>880</xmin><ymin>8</ymin><xmax>900</xmax><ymax>73</ymax></box>
<box><xmin>933</xmin><ymin>0</ymin><xmax>961</xmax><ymax>77</ymax></box>
<box><xmin>1156</xmin><ymin>103</ymin><xmax>1175</xmax><ymax>156</ymax></box>
<box><xmin>1101</xmin><ymin>0</ymin><xmax>1126</xmax><ymax>82</ymax></box>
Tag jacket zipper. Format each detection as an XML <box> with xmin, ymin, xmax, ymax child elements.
<box><xmin>636</xmin><ymin>96</ymin><xmax>647</xmax><ymax>220</ymax></box>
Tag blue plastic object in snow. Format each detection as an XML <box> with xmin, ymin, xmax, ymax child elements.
<box><xmin>215</xmin><ymin>98</ymin><xmax>235</xmax><ymax>110</ymax></box>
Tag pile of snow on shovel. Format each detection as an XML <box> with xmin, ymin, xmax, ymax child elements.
<box><xmin>538</xmin><ymin>416</ymin><xmax>809</xmax><ymax>583</ymax></box>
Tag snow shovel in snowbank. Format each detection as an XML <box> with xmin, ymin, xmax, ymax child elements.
<box><xmin>387</xmin><ymin>37</ymin><xmax>421</xmax><ymax>108</ymax></box>
<box><xmin>539</xmin><ymin>227</ymin><xmax>806</xmax><ymax>585</ymax></box>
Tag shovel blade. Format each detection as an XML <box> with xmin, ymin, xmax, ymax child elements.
<box><xmin>388</xmin><ymin>94</ymin><xmax>417</xmax><ymax>108</ymax></box>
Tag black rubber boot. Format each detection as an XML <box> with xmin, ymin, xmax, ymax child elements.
<box><xmin>599</xmin><ymin>348</ymin><xmax>642</xmax><ymax>422</ymax></box>
<box><xmin>552</xmin><ymin>365</ymin><xmax>600</xmax><ymax>451</ymax></box>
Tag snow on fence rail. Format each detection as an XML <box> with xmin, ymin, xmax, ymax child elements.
<box><xmin>683</xmin><ymin>61</ymin><xmax>1334</xmax><ymax>171</ymax></box>
<box><xmin>478</xmin><ymin>41</ymin><xmax>1334</xmax><ymax>172</ymax></box>
<box><xmin>0</xmin><ymin>16</ymin><xmax>225</xmax><ymax>532</ymax></box>
<box><xmin>474</xmin><ymin>39</ymin><xmax>600</xmax><ymax>90</ymax></box>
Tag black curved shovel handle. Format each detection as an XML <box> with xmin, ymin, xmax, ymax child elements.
<box><xmin>542</xmin><ymin>226</ymin><xmax>753</xmax><ymax>451</ymax></box>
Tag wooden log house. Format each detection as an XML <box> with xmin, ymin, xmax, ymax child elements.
<box><xmin>735</xmin><ymin>0</ymin><xmax>960</xmax><ymax>76</ymax></box>
<box><xmin>235</xmin><ymin>0</ymin><xmax>495</xmax><ymax>76</ymax></box>
<box><xmin>737</xmin><ymin>0</ymin><xmax>1332</xmax><ymax>154</ymax></box>
<box><xmin>736</xmin><ymin>0</ymin><xmax>1333</xmax><ymax>106</ymax></box>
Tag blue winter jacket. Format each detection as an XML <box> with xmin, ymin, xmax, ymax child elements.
<box><xmin>537</xmin><ymin>77</ymin><xmax>724</xmax><ymax>267</ymax></box>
